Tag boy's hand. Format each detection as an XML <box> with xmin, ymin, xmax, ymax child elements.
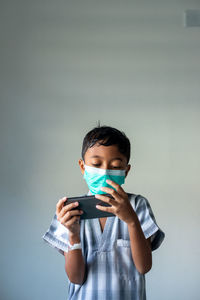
<box><xmin>56</xmin><ymin>197</ymin><xmax>83</xmax><ymax>238</ymax></box>
<box><xmin>95</xmin><ymin>180</ymin><xmax>136</xmax><ymax>225</ymax></box>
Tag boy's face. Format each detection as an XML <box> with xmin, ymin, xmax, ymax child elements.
<box><xmin>79</xmin><ymin>143</ymin><xmax>131</xmax><ymax>177</ymax></box>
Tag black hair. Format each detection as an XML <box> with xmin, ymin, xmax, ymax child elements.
<box><xmin>81</xmin><ymin>125</ymin><xmax>131</xmax><ymax>163</ymax></box>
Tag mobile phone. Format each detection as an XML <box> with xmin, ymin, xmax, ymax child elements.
<box><xmin>64</xmin><ymin>194</ymin><xmax>114</xmax><ymax>219</ymax></box>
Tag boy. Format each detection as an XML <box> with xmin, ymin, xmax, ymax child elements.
<box><xmin>42</xmin><ymin>126</ymin><xmax>165</xmax><ymax>300</ymax></box>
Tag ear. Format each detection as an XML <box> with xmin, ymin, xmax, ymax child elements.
<box><xmin>78</xmin><ymin>159</ymin><xmax>85</xmax><ymax>175</ymax></box>
<box><xmin>125</xmin><ymin>164</ymin><xmax>131</xmax><ymax>177</ymax></box>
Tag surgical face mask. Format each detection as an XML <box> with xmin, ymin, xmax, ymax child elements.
<box><xmin>83</xmin><ymin>164</ymin><xmax>126</xmax><ymax>195</ymax></box>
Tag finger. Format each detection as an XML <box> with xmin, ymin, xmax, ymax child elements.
<box><xmin>95</xmin><ymin>194</ymin><xmax>116</xmax><ymax>206</ymax></box>
<box><xmin>96</xmin><ymin>204</ymin><xmax>113</xmax><ymax>213</ymax></box>
<box><xmin>106</xmin><ymin>179</ymin><xmax>125</xmax><ymax>195</ymax></box>
<box><xmin>56</xmin><ymin>197</ymin><xmax>67</xmax><ymax>215</ymax></box>
<box><xmin>65</xmin><ymin>216</ymin><xmax>80</xmax><ymax>227</ymax></box>
<box><xmin>60</xmin><ymin>209</ymin><xmax>83</xmax><ymax>224</ymax></box>
<box><xmin>59</xmin><ymin>202</ymin><xmax>79</xmax><ymax>218</ymax></box>
<box><xmin>100</xmin><ymin>186</ymin><xmax>121</xmax><ymax>201</ymax></box>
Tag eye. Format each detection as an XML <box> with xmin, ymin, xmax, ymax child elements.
<box><xmin>92</xmin><ymin>163</ymin><xmax>101</xmax><ymax>167</ymax></box>
<box><xmin>112</xmin><ymin>166</ymin><xmax>122</xmax><ymax>169</ymax></box>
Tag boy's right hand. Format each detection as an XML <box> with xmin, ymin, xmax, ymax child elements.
<box><xmin>56</xmin><ymin>197</ymin><xmax>83</xmax><ymax>237</ymax></box>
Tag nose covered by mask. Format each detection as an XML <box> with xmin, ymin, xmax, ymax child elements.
<box><xmin>83</xmin><ymin>164</ymin><xmax>126</xmax><ymax>195</ymax></box>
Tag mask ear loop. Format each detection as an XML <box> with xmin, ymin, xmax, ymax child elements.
<box><xmin>83</xmin><ymin>161</ymin><xmax>86</xmax><ymax>174</ymax></box>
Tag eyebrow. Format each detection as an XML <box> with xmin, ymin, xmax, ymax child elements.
<box><xmin>90</xmin><ymin>155</ymin><xmax>123</xmax><ymax>161</ymax></box>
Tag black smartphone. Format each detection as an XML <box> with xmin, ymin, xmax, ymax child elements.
<box><xmin>64</xmin><ymin>194</ymin><xmax>114</xmax><ymax>220</ymax></box>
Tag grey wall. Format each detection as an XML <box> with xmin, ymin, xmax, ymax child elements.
<box><xmin>0</xmin><ymin>0</ymin><xmax>200</xmax><ymax>299</ymax></box>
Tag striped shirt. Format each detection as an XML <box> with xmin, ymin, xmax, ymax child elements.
<box><xmin>42</xmin><ymin>193</ymin><xmax>165</xmax><ymax>300</ymax></box>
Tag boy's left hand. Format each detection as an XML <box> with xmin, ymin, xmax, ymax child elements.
<box><xmin>95</xmin><ymin>179</ymin><xmax>135</xmax><ymax>225</ymax></box>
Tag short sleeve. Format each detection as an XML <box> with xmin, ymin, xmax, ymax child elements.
<box><xmin>42</xmin><ymin>213</ymin><xmax>69</xmax><ymax>255</ymax></box>
<box><xmin>134</xmin><ymin>195</ymin><xmax>165</xmax><ymax>251</ymax></box>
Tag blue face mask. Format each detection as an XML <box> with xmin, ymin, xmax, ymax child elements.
<box><xmin>83</xmin><ymin>164</ymin><xmax>126</xmax><ymax>195</ymax></box>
